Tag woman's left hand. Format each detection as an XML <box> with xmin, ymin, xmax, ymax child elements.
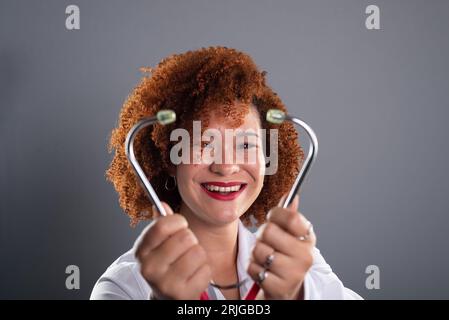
<box><xmin>247</xmin><ymin>194</ymin><xmax>316</xmax><ymax>300</ymax></box>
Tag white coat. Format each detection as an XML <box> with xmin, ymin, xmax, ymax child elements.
<box><xmin>90</xmin><ymin>219</ymin><xmax>362</xmax><ymax>300</ymax></box>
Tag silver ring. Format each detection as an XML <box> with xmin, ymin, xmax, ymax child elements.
<box><xmin>263</xmin><ymin>253</ymin><xmax>275</xmax><ymax>269</ymax></box>
<box><xmin>298</xmin><ymin>223</ymin><xmax>313</xmax><ymax>241</ymax></box>
<box><xmin>256</xmin><ymin>269</ymin><xmax>268</xmax><ymax>284</ymax></box>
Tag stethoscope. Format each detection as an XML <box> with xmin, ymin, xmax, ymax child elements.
<box><xmin>125</xmin><ymin>108</ymin><xmax>318</xmax><ymax>300</ymax></box>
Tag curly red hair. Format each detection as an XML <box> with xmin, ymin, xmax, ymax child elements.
<box><xmin>106</xmin><ymin>46</ymin><xmax>304</xmax><ymax>227</ymax></box>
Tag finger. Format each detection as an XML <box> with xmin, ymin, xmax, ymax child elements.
<box><xmin>185</xmin><ymin>264</ymin><xmax>212</xmax><ymax>299</ymax></box>
<box><xmin>151</xmin><ymin>228</ymin><xmax>199</xmax><ymax>266</ymax></box>
<box><xmin>135</xmin><ymin>214</ymin><xmax>188</xmax><ymax>259</ymax></box>
<box><xmin>269</xmin><ymin>194</ymin><xmax>299</xmax><ymax>220</ymax></box>
<box><xmin>138</xmin><ymin>240</ymin><xmax>206</xmax><ymax>291</ymax></box>
<box><xmin>161</xmin><ymin>201</ymin><xmax>174</xmax><ymax>216</ymax></box>
<box><xmin>288</xmin><ymin>194</ymin><xmax>299</xmax><ymax>212</ymax></box>
<box><xmin>169</xmin><ymin>244</ymin><xmax>209</xmax><ymax>283</ymax></box>
<box><xmin>267</xmin><ymin>207</ymin><xmax>311</xmax><ymax>238</ymax></box>
<box><xmin>152</xmin><ymin>247</ymin><xmax>210</xmax><ymax>300</ymax></box>
<box><xmin>277</xmin><ymin>193</ymin><xmax>287</xmax><ymax>207</ymax></box>
<box><xmin>259</xmin><ymin>222</ymin><xmax>307</xmax><ymax>257</ymax></box>
<box><xmin>277</xmin><ymin>194</ymin><xmax>299</xmax><ymax>211</ymax></box>
<box><xmin>153</xmin><ymin>201</ymin><xmax>174</xmax><ymax>217</ymax></box>
<box><xmin>251</xmin><ymin>241</ymin><xmax>290</xmax><ymax>280</ymax></box>
<box><xmin>247</xmin><ymin>261</ymin><xmax>284</xmax><ymax>298</ymax></box>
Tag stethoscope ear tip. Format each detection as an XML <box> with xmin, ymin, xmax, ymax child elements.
<box><xmin>266</xmin><ymin>109</ymin><xmax>286</xmax><ymax>124</ymax></box>
<box><xmin>157</xmin><ymin>109</ymin><xmax>176</xmax><ymax>125</ymax></box>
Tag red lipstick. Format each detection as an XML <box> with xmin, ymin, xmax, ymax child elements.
<box><xmin>201</xmin><ymin>182</ymin><xmax>247</xmax><ymax>201</ymax></box>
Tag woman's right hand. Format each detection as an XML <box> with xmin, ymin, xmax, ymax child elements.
<box><xmin>135</xmin><ymin>202</ymin><xmax>211</xmax><ymax>299</ymax></box>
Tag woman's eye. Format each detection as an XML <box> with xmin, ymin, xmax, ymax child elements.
<box><xmin>202</xmin><ymin>142</ymin><xmax>213</xmax><ymax>149</ymax></box>
<box><xmin>240</xmin><ymin>143</ymin><xmax>256</xmax><ymax>149</ymax></box>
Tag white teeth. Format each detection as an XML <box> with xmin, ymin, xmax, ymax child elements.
<box><xmin>204</xmin><ymin>184</ymin><xmax>243</xmax><ymax>193</ymax></box>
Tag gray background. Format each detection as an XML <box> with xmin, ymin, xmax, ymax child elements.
<box><xmin>1</xmin><ymin>0</ymin><xmax>448</xmax><ymax>299</ymax></box>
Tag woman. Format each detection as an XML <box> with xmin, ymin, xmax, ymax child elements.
<box><xmin>91</xmin><ymin>46</ymin><xmax>362</xmax><ymax>300</ymax></box>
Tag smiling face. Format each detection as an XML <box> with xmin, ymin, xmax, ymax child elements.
<box><xmin>175</xmin><ymin>103</ymin><xmax>266</xmax><ymax>226</ymax></box>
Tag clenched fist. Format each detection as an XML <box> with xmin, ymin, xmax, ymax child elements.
<box><xmin>135</xmin><ymin>202</ymin><xmax>212</xmax><ymax>299</ymax></box>
<box><xmin>248</xmin><ymin>194</ymin><xmax>316</xmax><ymax>299</ymax></box>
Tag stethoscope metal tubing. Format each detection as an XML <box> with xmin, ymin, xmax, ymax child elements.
<box><xmin>124</xmin><ymin>109</ymin><xmax>318</xmax><ymax>295</ymax></box>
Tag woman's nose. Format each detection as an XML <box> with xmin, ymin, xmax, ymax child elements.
<box><xmin>209</xmin><ymin>163</ymin><xmax>240</xmax><ymax>176</ymax></box>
